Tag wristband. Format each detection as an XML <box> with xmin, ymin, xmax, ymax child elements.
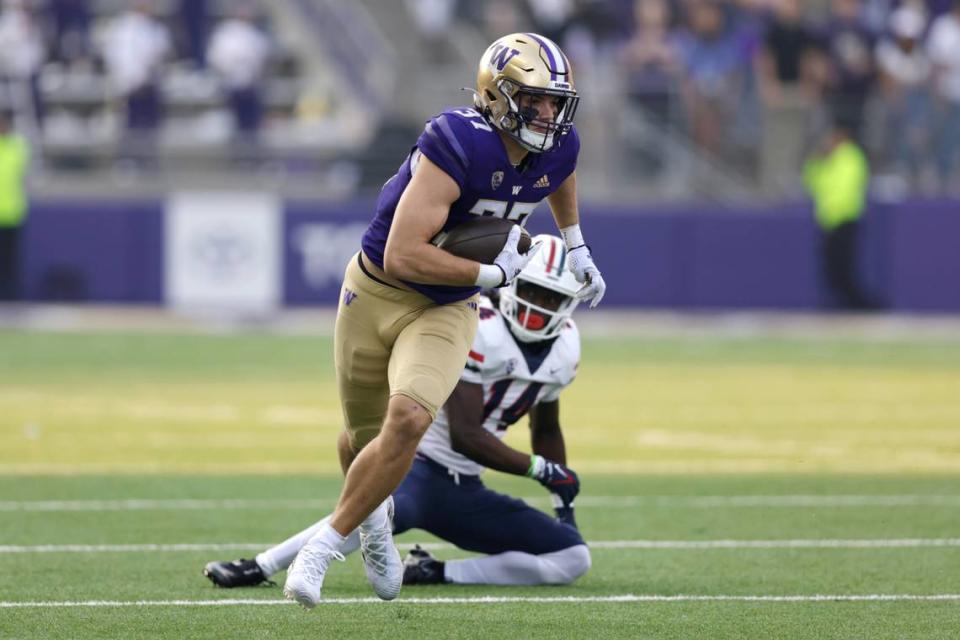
<box><xmin>475</xmin><ymin>263</ymin><xmax>505</xmax><ymax>288</ymax></box>
<box><xmin>526</xmin><ymin>454</ymin><xmax>545</xmax><ymax>478</ymax></box>
<box><xmin>559</xmin><ymin>224</ymin><xmax>585</xmax><ymax>250</ymax></box>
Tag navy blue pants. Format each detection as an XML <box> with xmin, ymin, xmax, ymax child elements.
<box><xmin>391</xmin><ymin>456</ymin><xmax>584</xmax><ymax>556</ymax></box>
<box><xmin>0</xmin><ymin>226</ymin><xmax>21</xmax><ymax>301</ymax></box>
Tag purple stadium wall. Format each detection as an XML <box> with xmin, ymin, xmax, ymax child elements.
<box><xmin>16</xmin><ymin>197</ymin><xmax>960</xmax><ymax>311</ymax></box>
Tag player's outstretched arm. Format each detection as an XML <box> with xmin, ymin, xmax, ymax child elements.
<box><xmin>446</xmin><ymin>380</ymin><xmax>532</xmax><ymax>475</ymax></box>
<box><xmin>545</xmin><ymin>171</ymin><xmax>581</xmax><ymax>231</ymax></box>
<box><xmin>529</xmin><ymin>400</ymin><xmax>566</xmax><ymax>464</ymax></box>
<box><xmin>546</xmin><ymin>172</ymin><xmax>607</xmax><ymax>308</ymax></box>
<box><xmin>529</xmin><ymin>400</ymin><xmax>580</xmax><ymax>523</ymax></box>
<box><xmin>383</xmin><ymin>155</ymin><xmax>490</xmax><ymax>287</ymax></box>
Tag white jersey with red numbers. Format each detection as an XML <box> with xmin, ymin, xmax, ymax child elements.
<box><xmin>417</xmin><ymin>296</ymin><xmax>580</xmax><ymax>476</ymax></box>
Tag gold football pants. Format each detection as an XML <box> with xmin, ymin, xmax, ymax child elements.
<box><xmin>334</xmin><ymin>252</ymin><xmax>479</xmax><ymax>450</ymax></box>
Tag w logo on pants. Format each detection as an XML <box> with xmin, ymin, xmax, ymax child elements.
<box><xmin>342</xmin><ymin>288</ymin><xmax>358</xmax><ymax>306</ymax></box>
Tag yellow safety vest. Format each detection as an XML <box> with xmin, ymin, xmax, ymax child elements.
<box><xmin>0</xmin><ymin>134</ymin><xmax>29</xmax><ymax>228</ymax></box>
<box><xmin>803</xmin><ymin>141</ymin><xmax>870</xmax><ymax>231</ymax></box>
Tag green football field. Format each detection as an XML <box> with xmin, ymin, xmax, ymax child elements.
<box><xmin>1</xmin><ymin>328</ymin><xmax>960</xmax><ymax>639</ymax></box>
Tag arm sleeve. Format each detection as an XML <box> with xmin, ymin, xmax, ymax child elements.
<box><xmin>416</xmin><ymin>113</ymin><xmax>474</xmax><ymax>192</ymax></box>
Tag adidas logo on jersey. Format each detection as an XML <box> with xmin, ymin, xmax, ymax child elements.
<box><xmin>533</xmin><ymin>175</ymin><xmax>550</xmax><ymax>188</ymax></box>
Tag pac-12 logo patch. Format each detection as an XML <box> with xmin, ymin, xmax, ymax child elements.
<box><xmin>491</xmin><ymin>171</ymin><xmax>504</xmax><ymax>190</ymax></box>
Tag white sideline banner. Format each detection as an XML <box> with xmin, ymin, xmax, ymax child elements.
<box><xmin>165</xmin><ymin>192</ymin><xmax>281</xmax><ymax>313</ymax></box>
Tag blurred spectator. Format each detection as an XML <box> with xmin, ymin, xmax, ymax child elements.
<box><xmin>548</xmin><ymin>0</ymin><xmax>628</xmax><ymax>69</ymax></box>
<box><xmin>875</xmin><ymin>5</ymin><xmax>930</xmax><ymax>181</ymax></box>
<box><xmin>481</xmin><ymin>0</ymin><xmax>528</xmax><ymax>41</ymax></box>
<box><xmin>926</xmin><ymin>0</ymin><xmax>956</xmax><ymax>15</ymax></box>
<box><xmin>101</xmin><ymin>1</ymin><xmax>171</xmax><ymax>166</ymax></box>
<box><xmin>725</xmin><ymin>2</ymin><xmax>766</xmax><ymax>161</ymax></box>
<box><xmin>178</xmin><ymin>0</ymin><xmax>209</xmax><ymax>68</ymax></box>
<box><xmin>619</xmin><ymin>0</ymin><xmax>682</xmax><ymax>175</ymax></box>
<box><xmin>405</xmin><ymin>0</ymin><xmax>457</xmax><ymax>60</ymax></box>
<box><xmin>47</xmin><ymin>0</ymin><xmax>90</xmax><ymax>65</ymax></box>
<box><xmin>0</xmin><ymin>109</ymin><xmax>29</xmax><ymax>301</ymax></box>
<box><xmin>621</xmin><ymin>0</ymin><xmax>682</xmax><ymax>125</ymax></box>
<box><xmin>756</xmin><ymin>0</ymin><xmax>821</xmax><ymax>190</ymax></box>
<box><xmin>862</xmin><ymin>0</ymin><xmax>896</xmax><ymax>33</ymax></box>
<box><xmin>803</xmin><ymin>119</ymin><xmax>880</xmax><ymax>310</ymax></box>
<box><xmin>927</xmin><ymin>0</ymin><xmax>960</xmax><ymax>190</ymax></box>
<box><xmin>757</xmin><ymin>0</ymin><xmax>816</xmax><ymax>104</ymax></box>
<box><xmin>0</xmin><ymin>0</ymin><xmax>46</xmax><ymax>124</ymax></box>
<box><xmin>819</xmin><ymin>0</ymin><xmax>876</xmax><ymax>140</ymax></box>
<box><xmin>207</xmin><ymin>6</ymin><xmax>270</xmax><ymax>146</ymax></box>
<box><xmin>526</xmin><ymin>0</ymin><xmax>576</xmax><ymax>42</ymax></box>
<box><xmin>675</xmin><ymin>0</ymin><xmax>743</xmax><ymax>155</ymax></box>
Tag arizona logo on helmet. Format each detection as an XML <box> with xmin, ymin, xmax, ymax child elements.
<box><xmin>475</xmin><ymin>33</ymin><xmax>580</xmax><ymax>153</ymax></box>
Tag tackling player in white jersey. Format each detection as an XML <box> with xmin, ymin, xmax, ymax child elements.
<box><xmin>204</xmin><ymin>234</ymin><xmax>590</xmax><ymax>587</ymax></box>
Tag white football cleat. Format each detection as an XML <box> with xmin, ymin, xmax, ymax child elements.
<box><xmin>360</xmin><ymin>496</ymin><xmax>403</xmax><ymax>600</ymax></box>
<box><xmin>283</xmin><ymin>542</ymin><xmax>345</xmax><ymax>610</ymax></box>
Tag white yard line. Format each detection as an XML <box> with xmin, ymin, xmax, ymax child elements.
<box><xmin>2</xmin><ymin>594</ymin><xmax>960</xmax><ymax>608</ymax></box>
<box><xmin>4</xmin><ymin>538</ymin><xmax>960</xmax><ymax>554</ymax></box>
<box><xmin>4</xmin><ymin>494</ymin><xmax>960</xmax><ymax>512</ymax></box>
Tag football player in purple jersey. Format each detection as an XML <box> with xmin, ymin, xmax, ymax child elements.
<box><xmin>205</xmin><ymin>235</ymin><xmax>591</xmax><ymax>588</ymax></box>
<box><xmin>278</xmin><ymin>33</ymin><xmax>607</xmax><ymax>608</ymax></box>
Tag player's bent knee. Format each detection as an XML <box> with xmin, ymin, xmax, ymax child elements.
<box><xmin>381</xmin><ymin>395</ymin><xmax>433</xmax><ymax>451</ymax></box>
<box><xmin>563</xmin><ymin>544</ymin><xmax>592</xmax><ymax>583</ymax></box>
<box><xmin>542</xmin><ymin>544</ymin><xmax>591</xmax><ymax>585</ymax></box>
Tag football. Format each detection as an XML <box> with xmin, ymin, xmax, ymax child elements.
<box><xmin>434</xmin><ymin>217</ymin><xmax>532</xmax><ymax>264</ymax></box>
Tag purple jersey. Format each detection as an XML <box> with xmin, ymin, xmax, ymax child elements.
<box><xmin>360</xmin><ymin>107</ymin><xmax>580</xmax><ymax>304</ymax></box>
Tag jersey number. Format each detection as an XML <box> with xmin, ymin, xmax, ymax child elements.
<box><xmin>470</xmin><ymin>199</ymin><xmax>537</xmax><ymax>224</ymax></box>
<box><xmin>484</xmin><ymin>379</ymin><xmax>545</xmax><ymax>431</ymax></box>
<box><xmin>453</xmin><ymin>108</ymin><xmax>493</xmax><ymax>132</ymax></box>
<box><xmin>453</xmin><ymin>109</ymin><xmax>540</xmax><ymax>225</ymax></box>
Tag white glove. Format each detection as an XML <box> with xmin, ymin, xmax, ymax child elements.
<box><xmin>567</xmin><ymin>245</ymin><xmax>606</xmax><ymax>308</ymax></box>
<box><xmin>476</xmin><ymin>226</ymin><xmax>542</xmax><ymax>288</ymax></box>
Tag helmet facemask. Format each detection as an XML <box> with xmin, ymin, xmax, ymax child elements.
<box><xmin>500</xmin><ymin>278</ymin><xmax>579</xmax><ymax>343</ymax></box>
<box><xmin>491</xmin><ymin>80</ymin><xmax>579</xmax><ymax>153</ymax></box>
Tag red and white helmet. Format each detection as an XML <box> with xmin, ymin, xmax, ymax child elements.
<box><xmin>499</xmin><ymin>234</ymin><xmax>580</xmax><ymax>342</ymax></box>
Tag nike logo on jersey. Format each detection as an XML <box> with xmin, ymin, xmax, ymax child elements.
<box><xmin>534</xmin><ymin>175</ymin><xmax>550</xmax><ymax>188</ymax></box>
<box><xmin>512</xmin><ymin>185</ymin><xmax>522</xmax><ymax>195</ymax></box>
<box><xmin>549</xmin><ymin>367</ymin><xmax>563</xmax><ymax>375</ymax></box>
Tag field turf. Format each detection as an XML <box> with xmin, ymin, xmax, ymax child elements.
<box><xmin>1</xmin><ymin>329</ymin><xmax>959</xmax><ymax>639</ymax></box>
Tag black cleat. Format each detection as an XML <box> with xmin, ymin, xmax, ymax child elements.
<box><xmin>402</xmin><ymin>545</ymin><xmax>446</xmax><ymax>585</ymax></box>
<box><xmin>204</xmin><ymin>558</ymin><xmax>271</xmax><ymax>588</ymax></box>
